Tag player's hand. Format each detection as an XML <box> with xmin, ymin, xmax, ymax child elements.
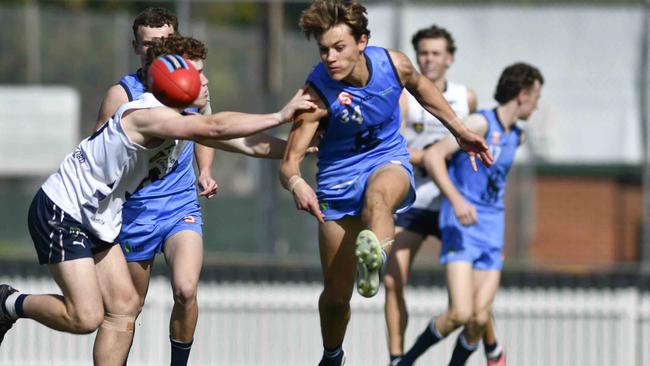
<box><xmin>291</xmin><ymin>180</ymin><xmax>325</xmax><ymax>223</ymax></box>
<box><xmin>456</xmin><ymin>129</ymin><xmax>494</xmax><ymax>171</ymax></box>
<box><xmin>197</xmin><ymin>174</ymin><xmax>218</xmax><ymax>199</ymax></box>
<box><xmin>452</xmin><ymin>198</ymin><xmax>477</xmax><ymax>226</ymax></box>
<box><xmin>279</xmin><ymin>89</ymin><xmax>317</xmax><ymax>123</ymax></box>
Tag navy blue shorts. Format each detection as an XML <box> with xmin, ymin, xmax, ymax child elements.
<box><xmin>28</xmin><ymin>189</ymin><xmax>114</xmax><ymax>265</ymax></box>
<box><xmin>394</xmin><ymin>208</ymin><xmax>440</xmax><ymax>238</ymax></box>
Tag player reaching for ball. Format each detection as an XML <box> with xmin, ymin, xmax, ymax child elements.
<box><xmin>94</xmin><ymin>9</ymin><xmax>219</xmax><ymax>366</ymax></box>
<box><xmin>0</xmin><ymin>36</ymin><xmax>315</xmax><ymax>366</ymax></box>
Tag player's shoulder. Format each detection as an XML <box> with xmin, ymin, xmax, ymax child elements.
<box><xmin>104</xmin><ymin>84</ymin><xmax>129</xmax><ymax>104</ymax></box>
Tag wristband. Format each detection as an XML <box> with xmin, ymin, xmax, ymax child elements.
<box><xmin>287</xmin><ymin>175</ymin><xmax>305</xmax><ymax>193</ymax></box>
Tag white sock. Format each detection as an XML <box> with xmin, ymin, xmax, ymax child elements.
<box><xmin>4</xmin><ymin>292</ymin><xmax>21</xmax><ymax>320</ymax></box>
<box><xmin>487</xmin><ymin>342</ymin><xmax>503</xmax><ymax>359</ymax></box>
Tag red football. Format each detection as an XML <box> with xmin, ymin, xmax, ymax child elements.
<box><xmin>148</xmin><ymin>54</ymin><xmax>201</xmax><ymax>108</ymax></box>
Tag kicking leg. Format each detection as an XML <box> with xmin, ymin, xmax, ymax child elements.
<box><xmin>2</xmin><ymin>258</ymin><xmax>104</xmax><ymax>337</ymax></box>
<box><xmin>357</xmin><ymin>163</ymin><xmax>410</xmax><ymax>297</ymax></box>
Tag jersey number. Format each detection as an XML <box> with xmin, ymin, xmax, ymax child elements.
<box><xmin>340</xmin><ymin>105</ymin><xmax>363</xmax><ymax>125</ymax></box>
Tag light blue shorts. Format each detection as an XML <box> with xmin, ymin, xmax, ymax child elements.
<box><xmin>438</xmin><ymin>199</ymin><xmax>504</xmax><ymax>270</ymax></box>
<box><xmin>119</xmin><ymin>188</ymin><xmax>203</xmax><ymax>262</ymax></box>
<box><xmin>316</xmin><ymin>158</ymin><xmax>415</xmax><ymax>221</ymax></box>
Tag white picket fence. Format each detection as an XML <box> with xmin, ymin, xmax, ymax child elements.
<box><xmin>0</xmin><ymin>276</ymin><xmax>648</xmax><ymax>366</ymax></box>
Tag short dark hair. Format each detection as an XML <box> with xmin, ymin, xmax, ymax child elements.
<box><xmin>132</xmin><ymin>7</ymin><xmax>178</xmax><ymax>40</ymax></box>
<box><xmin>144</xmin><ymin>34</ymin><xmax>207</xmax><ymax>71</ymax></box>
<box><xmin>299</xmin><ymin>0</ymin><xmax>370</xmax><ymax>41</ymax></box>
<box><xmin>494</xmin><ymin>63</ymin><xmax>544</xmax><ymax>104</ymax></box>
<box><xmin>411</xmin><ymin>25</ymin><xmax>456</xmax><ymax>55</ymax></box>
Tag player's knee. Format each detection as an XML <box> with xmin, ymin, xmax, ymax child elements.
<box><xmin>108</xmin><ymin>290</ymin><xmax>141</xmax><ymax>316</ymax></box>
<box><xmin>173</xmin><ymin>281</ymin><xmax>198</xmax><ymax>306</ymax></box>
<box><xmin>100</xmin><ymin>312</ymin><xmax>136</xmax><ymax>335</ymax></box>
<box><xmin>363</xmin><ymin>190</ymin><xmax>389</xmax><ymax>213</ymax></box>
<box><xmin>471</xmin><ymin>311</ymin><xmax>490</xmax><ymax>329</ymax></box>
<box><xmin>448</xmin><ymin>307</ymin><xmax>472</xmax><ymax>327</ymax></box>
<box><xmin>319</xmin><ymin>291</ymin><xmax>351</xmax><ymax>313</ymax></box>
<box><xmin>71</xmin><ymin>308</ymin><xmax>105</xmax><ymax>334</ymax></box>
<box><xmin>383</xmin><ymin>272</ymin><xmax>404</xmax><ymax>293</ymax></box>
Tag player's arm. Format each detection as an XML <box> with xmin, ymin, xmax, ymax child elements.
<box><xmin>95</xmin><ymin>84</ymin><xmax>128</xmax><ymax>131</ymax></box>
<box><xmin>209</xmin><ymin>133</ymin><xmax>289</xmax><ymax>159</ymax></box>
<box><xmin>195</xmin><ymin>99</ymin><xmax>218</xmax><ymax>199</ymax></box>
<box><xmin>423</xmin><ymin>114</ymin><xmax>488</xmax><ymax>225</ymax></box>
<box><xmin>136</xmin><ymin>89</ymin><xmax>316</xmax><ymax>142</ymax></box>
<box><xmin>388</xmin><ymin>49</ymin><xmax>493</xmax><ymax>169</ymax></box>
<box><xmin>467</xmin><ymin>87</ymin><xmax>478</xmax><ymax>113</ymax></box>
<box><xmin>399</xmin><ymin>90</ymin><xmax>423</xmax><ymax>166</ymax></box>
<box><xmin>279</xmin><ymin>85</ymin><xmax>327</xmax><ymax>223</ymax></box>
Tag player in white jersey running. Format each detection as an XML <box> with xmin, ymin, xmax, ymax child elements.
<box><xmin>0</xmin><ymin>42</ymin><xmax>315</xmax><ymax>366</ymax></box>
<box><xmin>384</xmin><ymin>25</ymin><xmax>505</xmax><ymax>366</ymax></box>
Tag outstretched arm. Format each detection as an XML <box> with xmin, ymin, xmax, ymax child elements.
<box><xmin>279</xmin><ymin>86</ymin><xmax>327</xmax><ymax>223</ymax></box>
<box><xmin>388</xmin><ymin>49</ymin><xmax>493</xmax><ymax>169</ymax></box>
<box><xmin>205</xmin><ymin>133</ymin><xmax>289</xmax><ymax>159</ymax></box>
<box><xmin>131</xmin><ymin>89</ymin><xmax>316</xmax><ymax>144</ymax></box>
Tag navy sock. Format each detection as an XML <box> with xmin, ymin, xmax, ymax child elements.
<box><xmin>484</xmin><ymin>340</ymin><xmax>503</xmax><ymax>360</ymax></box>
<box><xmin>15</xmin><ymin>294</ymin><xmax>27</xmax><ymax>318</ymax></box>
<box><xmin>319</xmin><ymin>344</ymin><xmax>344</xmax><ymax>366</ymax></box>
<box><xmin>448</xmin><ymin>334</ymin><xmax>478</xmax><ymax>366</ymax></box>
<box><xmin>402</xmin><ymin>319</ymin><xmax>443</xmax><ymax>363</ymax></box>
<box><xmin>389</xmin><ymin>354</ymin><xmax>403</xmax><ymax>365</ymax></box>
<box><xmin>170</xmin><ymin>337</ymin><xmax>193</xmax><ymax>366</ymax></box>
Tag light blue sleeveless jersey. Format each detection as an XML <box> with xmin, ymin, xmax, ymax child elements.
<box><xmin>446</xmin><ymin>108</ymin><xmax>522</xmax><ymax>211</ymax></box>
<box><xmin>439</xmin><ymin>109</ymin><xmax>522</xmax><ymax>269</ymax></box>
<box><xmin>118</xmin><ymin>72</ymin><xmax>197</xmax><ymax>216</ymax></box>
<box><xmin>307</xmin><ymin>46</ymin><xmax>414</xmax><ymax>219</ymax></box>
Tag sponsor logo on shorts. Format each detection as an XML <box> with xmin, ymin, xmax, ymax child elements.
<box><xmin>183</xmin><ymin>216</ymin><xmax>196</xmax><ymax>224</ymax></box>
<box><xmin>320</xmin><ymin>201</ymin><xmax>329</xmax><ymax>212</ymax></box>
<box><xmin>338</xmin><ymin>92</ymin><xmax>352</xmax><ymax>106</ymax></box>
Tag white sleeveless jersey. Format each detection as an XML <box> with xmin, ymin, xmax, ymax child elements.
<box><xmin>402</xmin><ymin>81</ymin><xmax>470</xmax><ymax>211</ymax></box>
<box><xmin>41</xmin><ymin>93</ymin><xmax>190</xmax><ymax>242</ymax></box>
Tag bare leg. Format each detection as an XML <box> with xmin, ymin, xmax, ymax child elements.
<box><xmin>464</xmin><ymin>270</ymin><xmax>500</xmax><ymax>344</ymax></box>
<box><xmin>384</xmin><ymin>228</ymin><xmax>425</xmax><ymax>356</ymax></box>
<box><xmin>434</xmin><ymin>261</ymin><xmax>474</xmax><ymax>336</ymax></box>
<box><xmin>318</xmin><ymin>217</ymin><xmax>361</xmax><ymax>349</ymax></box>
<box><xmin>362</xmin><ymin>163</ymin><xmax>410</xmax><ymax>243</ymax></box>
<box><xmin>164</xmin><ymin>230</ymin><xmax>203</xmax><ymax>342</ymax></box>
<box><xmin>21</xmin><ymin>258</ymin><xmax>104</xmax><ymax>333</ymax></box>
<box><xmin>93</xmin><ymin>245</ymin><xmax>141</xmax><ymax>366</ymax></box>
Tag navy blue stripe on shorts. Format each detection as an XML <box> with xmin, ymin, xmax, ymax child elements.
<box><xmin>28</xmin><ymin>189</ymin><xmax>114</xmax><ymax>265</ymax></box>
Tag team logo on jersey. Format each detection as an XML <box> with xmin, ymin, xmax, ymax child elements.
<box><xmin>413</xmin><ymin>122</ymin><xmax>424</xmax><ymax>133</ymax></box>
<box><xmin>338</xmin><ymin>92</ymin><xmax>352</xmax><ymax>106</ymax></box>
<box><xmin>183</xmin><ymin>216</ymin><xmax>196</xmax><ymax>224</ymax></box>
<box><xmin>491</xmin><ymin>131</ymin><xmax>501</xmax><ymax>144</ymax></box>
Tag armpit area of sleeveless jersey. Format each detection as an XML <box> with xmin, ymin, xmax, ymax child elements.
<box><xmin>41</xmin><ymin>93</ymin><xmax>191</xmax><ymax>242</ymax></box>
<box><xmin>447</xmin><ymin>108</ymin><xmax>522</xmax><ymax>211</ymax></box>
<box><xmin>307</xmin><ymin>46</ymin><xmax>409</xmax><ymax>187</ymax></box>
<box><xmin>404</xmin><ymin>81</ymin><xmax>470</xmax><ymax>211</ymax></box>
<box><xmin>118</xmin><ymin>71</ymin><xmax>196</xmax><ymax>199</ymax></box>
